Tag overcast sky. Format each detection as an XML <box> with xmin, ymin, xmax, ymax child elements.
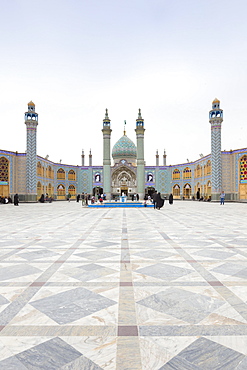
<box><xmin>1</xmin><ymin>0</ymin><xmax>246</xmax><ymax>167</ymax></box>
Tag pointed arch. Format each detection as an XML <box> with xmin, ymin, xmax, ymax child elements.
<box><xmin>57</xmin><ymin>168</ymin><xmax>65</xmax><ymax>180</ymax></box>
<box><xmin>172</xmin><ymin>169</ymin><xmax>180</xmax><ymax>180</ymax></box>
<box><xmin>68</xmin><ymin>169</ymin><xmax>76</xmax><ymax>181</ymax></box>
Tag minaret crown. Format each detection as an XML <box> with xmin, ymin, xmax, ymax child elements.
<box><xmin>25</xmin><ymin>101</ymin><xmax>38</xmax><ymax>124</ymax></box>
<box><xmin>103</xmin><ymin>108</ymin><xmax>111</xmax><ymax>127</ymax></box>
<box><xmin>136</xmin><ymin>108</ymin><xmax>144</xmax><ymax>128</ymax></box>
<box><xmin>28</xmin><ymin>101</ymin><xmax>35</xmax><ymax>111</ymax></box>
<box><xmin>209</xmin><ymin>98</ymin><xmax>223</xmax><ymax>120</ymax></box>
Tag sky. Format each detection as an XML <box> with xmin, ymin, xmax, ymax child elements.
<box><xmin>0</xmin><ymin>0</ymin><xmax>247</xmax><ymax>167</ymax></box>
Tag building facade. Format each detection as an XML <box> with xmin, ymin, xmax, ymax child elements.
<box><xmin>0</xmin><ymin>99</ymin><xmax>247</xmax><ymax>202</ymax></box>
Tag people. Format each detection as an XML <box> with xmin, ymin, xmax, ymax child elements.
<box><xmin>76</xmin><ymin>194</ymin><xmax>80</xmax><ymax>202</ymax></box>
<box><xmin>156</xmin><ymin>192</ymin><xmax>164</xmax><ymax>210</ymax></box>
<box><xmin>14</xmin><ymin>193</ymin><xmax>19</xmax><ymax>206</ymax></box>
<box><xmin>220</xmin><ymin>191</ymin><xmax>225</xmax><ymax>205</ymax></box>
<box><xmin>196</xmin><ymin>189</ymin><xmax>200</xmax><ymax>200</ymax></box>
<box><xmin>152</xmin><ymin>190</ymin><xmax>158</xmax><ymax>209</ymax></box>
<box><xmin>39</xmin><ymin>194</ymin><xmax>45</xmax><ymax>203</ymax></box>
<box><xmin>169</xmin><ymin>193</ymin><xmax>173</xmax><ymax>205</ymax></box>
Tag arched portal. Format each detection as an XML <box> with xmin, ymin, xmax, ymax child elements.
<box><xmin>173</xmin><ymin>184</ymin><xmax>180</xmax><ymax>199</ymax></box>
<box><xmin>57</xmin><ymin>184</ymin><xmax>65</xmax><ymax>200</ymax></box>
<box><xmin>112</xmin><ymin>166</ymin><xmax>136</xmax><ymax>198</ymax></box>
<box><xmin>183</xmin><ymin>183</ymin><xmax>191</xmax><ymax>199</ymax></box>
<box><xmin>68</xmin><ymin>184</ymin><xmax>76</xmax><ymax>199</ymax></box>
<box><xmin>145</xmin><ymin>186</ymin><xmax>155</xmax><ymax>197</ymax></box>
<box><xmin>239</xmin><ymin>154</ymin><xmax>247</xmax><ymax>200</ymax></box>
<box><xmin>93</xmin><ymin>186</ymin><xmax>103</xmax><ymax>198</ymax></box>
<box><xmin>0</xmin><ymin>157</ymin><xmax>9</xmax><ymax>197</ymax></box>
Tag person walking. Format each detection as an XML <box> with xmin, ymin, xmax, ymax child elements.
<box><xmin>220</xmin><ymin>191</ymin><xmax>225</xmax><ymax>205</ymax></box>
<box><xmin>14</xmin><ymin>193</ymin><xmax>19</xmax><ymax>206</ymax></box>
<box><xmin>152</xmin><ymin>190</ymin><xmax>158</xmax><ymax>209</ymax></box>
<box><xmin>156</xmin><ymin>192</ymin><xmax>164</xmax><ymax>210</ymax></box>
<box><xmin>169</xmin><ymin>193</ymin><xmax>173</xmax><ymax>205</ymax></box>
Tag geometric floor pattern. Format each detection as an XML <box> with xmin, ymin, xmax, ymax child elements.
<box><xmin>0</xmin><ymin>200</ymin><xmax>247</xmax><ymax>369</ymax></box>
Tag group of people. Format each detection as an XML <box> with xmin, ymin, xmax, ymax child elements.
<box><xmin>0</xmin><ymin>194</ymin><xmax>19</xmax><ymax>205</ymax></box>
<box><xmin>131</xmin><ymin>193</ymin><xmax>139</xmax><ymax>201</ymax></box>
<box><xmin>38</xmin><ymin>194</ymin><xmax>53</xmax><ymax>203</ymax></box>
<box><xmin>151</xmin><ymin>191</ymin><xmax>173</xmax><ymax>209</ymax></box>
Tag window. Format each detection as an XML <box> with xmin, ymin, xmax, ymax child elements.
<box><xmin>172</xmin><ymin>169</ymin><xmax>180</xmax><ymax>180</ymax></box>
<box><xmin>57</xmin><ymin>168</ymin><xmax>65</xmax><ymax>180</ymax></box>
<box><xmin>0</xmin><ymin>157</ymin><xmax>8</xmax><ymax>182</ymax></box>
<box><xmin>183</xmin><ymin>167</ymin><xmax>191</xmax><ymax>179</ymax></box>
<box><xmin>240</xmin><ymin>155</ymin><xmax>247</xmax><ymax>181</ymax></box>
<box><xmin>68</xmin><ymin>169</ymin><xmax>76</xmax><ymax>181</ymax></box>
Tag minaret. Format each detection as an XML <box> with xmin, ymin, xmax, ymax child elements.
<box><xmin>163</xmin><ymin>149</ymin><xmax>167</xmax><ymax>166</ymax></box>
<box><xmin>156</xmin><ymin>150</ymin><xmax>159</xmax><ymax>166</ymax></box>
<box><xmin>25</xmin><ymin>101</ymin><xmax>38</xmax><ymax>201</ymax></box>
<box><xmin>135</xmin><ymin>108</ymin><xmax>145</xmax><ymax>199</ymax></box>
<box><xmin>209</xmin><ymin>98</ymin><xmax>223</xmax><ymax>200</ymax></box>
<box><xmin>102</xmin><ymin>109</ymin><xmax>112</xmax><ymax>199</ymax></box>
<box><xmin>89</xmin><ymin>149</ymin><xmax>92</xmax><ymax>166</ymax></box>
<box><xmin>81</xmin><ymin>149</ymin><xmax>85</xmax><ymax>166</ymax></box>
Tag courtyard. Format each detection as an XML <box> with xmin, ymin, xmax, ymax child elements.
<box><xmin>0</xmin><ymin>200</ymin><xmax>247</xmax><ymax>369</ymax></box>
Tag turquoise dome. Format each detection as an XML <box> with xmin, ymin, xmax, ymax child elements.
<box><xmin>112</xmin><ymin>134</ymin><xmax>137</xmax><ymax>159</ymax></box>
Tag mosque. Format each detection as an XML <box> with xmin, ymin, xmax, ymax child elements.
<box><xmin>0</xmin><ymin>99</ymin><xmax>247</xmax><ymax>202</ymax></box>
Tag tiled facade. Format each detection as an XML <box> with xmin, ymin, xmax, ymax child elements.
<box><xmin>0</xmin><ymin>101</ymin><xmax>247</xmax><ymax>201</ymax></box>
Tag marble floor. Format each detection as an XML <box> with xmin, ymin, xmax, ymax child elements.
<box><xmin>0</xmin><ymin>200</ymin><xmax>247</xmax><ymax>369</ymax></box>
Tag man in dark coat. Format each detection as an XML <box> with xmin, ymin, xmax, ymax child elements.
<box><xmin>14</xmin><ymin>194</ymin><xmax>19</xmax><ymax>206</ymax></box>
<box><xmin>169</xmin><ymin>193</ymin><xmax>173</xmax><ymax>205</ymax></box>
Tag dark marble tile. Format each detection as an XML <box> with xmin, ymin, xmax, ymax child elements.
<box><xmin>161</xmin><ymin>337</ymin><xmax>245</xmax><ymax>370</ymax></box>
<box><xmin>137</xmin><ymin>288</ymin><xmax>224</xmax><ymax>324</ymax></box>
<box><xmin>0</xmin><ymin>356</ymin><xmax>27</xmax><ymax>369</ymax></box>
<box><xmin>15</xmin><ymin>337</ymin><xmax>82</xmax><ymax>369</ymax></box>
<box><xmin>136</xmin><ymin>263</ymin><xmax>192</xmax><ymax>281</ymax></box>
<box><xmin>0</xmin><ymin>264</ymin><xmax>41</xmax><ymax>281</ymax></box>
<box><xmin>30</xmin><ymin>287</ymin><xmax>116</xmax><ymax>324</ymax></box>
<box><xmin>17</xmin><ymin>249</ymin><xmax>59</xmax><ymax>260</ymax></box>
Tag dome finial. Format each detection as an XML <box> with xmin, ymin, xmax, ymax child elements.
<box><xmin>138</xmin><ymin>108</ymin><xmax>142</xmax><ymax>118</ymax></box>
<box><xmin>124</xmin><ymin>120</ymin><xmax>126</xmax><ymax>135</ymax></box>
<box><xmin>105</xmin><ymin>108</ymin><xmax>109</xmax><ymax>119</ymax></box>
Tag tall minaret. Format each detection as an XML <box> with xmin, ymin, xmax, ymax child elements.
<box><xmin>135</xmin><ymin>108</ymin><xmax>145</xmax><ymax>199</ymax></box>
<box><xmin>209</xmin><ymin>98</ymin><xmax>223</xmax><ymax>200</ymax></box>
<box><xmin>89</xmin><ymin>149</ymin><xmax>92</xmax><ymax>166</ymax></box>
<box><xmin>81</xmin><ymin>149</ymin><xmax>85</xmax><ymax>166</ymax></box>
<box><xmin>163</xmin><ymin>149</ymin><xmax>167</xmax><ymax>166</ymax></box>
<box><xmin>25</xmin><ymin>101</ymin><xmax>38</xmax><ymax>201</ymax></box>
<box><xmin>102</xmin><ymin>109</ymin><xmax>112</xmax><ymax>199</ymax></box>
<box><xmin>156</xmin><ymin>150</ymin><xmax>159</xmax><ymax>166</ymax></box>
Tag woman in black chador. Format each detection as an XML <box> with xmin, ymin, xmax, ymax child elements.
<box><xmin>169</xmin><ymin>193</ymin><xmax>173</xmax><ymax>205</ymax></box>
<box><xmin>39</xmin><ymin>194</ymin><xmax>45</xmax><ymax>203</ymax></box>
<box><xmin>156</xmin><ymin>192</ymin><xmax>164</xmax><ymax>210</ymax></box>
<box><xmin>14</xmin><ymin>193</ymin><xmax>19</xmax><ymax>206</ymax></box>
